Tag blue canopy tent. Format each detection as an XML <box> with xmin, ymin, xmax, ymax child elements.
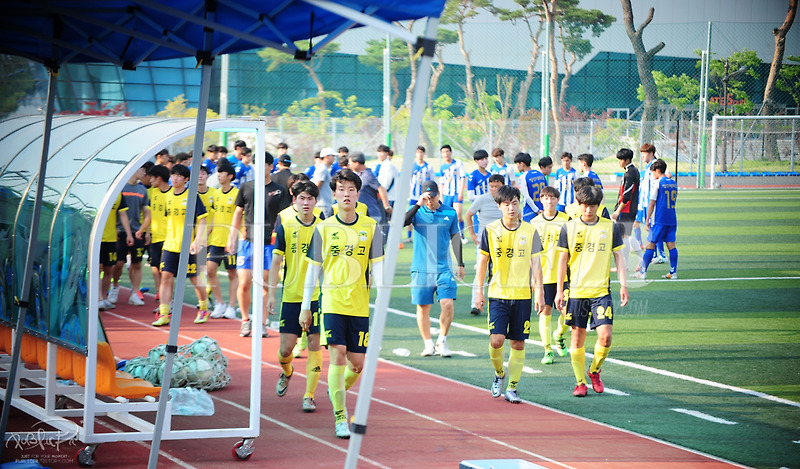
<box><xmin>0</xmin><ymin>1</ymin><xmax>444</xmax><ymax>467</ymax></box>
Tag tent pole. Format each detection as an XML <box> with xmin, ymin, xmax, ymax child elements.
<box><xmin>147</xmin><ymin>56</ymin><xmax>213</xmax><ymax>468</ymax></box>
<box><xmin>344</xmin><ymin>16</ymin><xmax>439</xmax><ymax>469</ymax></box>
<box><xmin>0</xmin><ymin>68</ymin><xmax>57</xmax><ymax>456</ymax></box>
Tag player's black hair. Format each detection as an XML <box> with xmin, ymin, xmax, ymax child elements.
<box><xmin>417</xmin><ymin>145</ymin><xmax>426</xmax><ymax>153</ymax></box>
<box><xmin>513</xmin><ymin>152</ymin><xmax>532</xmax><ymax>166</ymax></box>
<box><xmin>488</xmin><ymin>174</ymin><xmax>505</xmax><ymax>184</ymax></box>
<box><xmin>234</xmin><ymin>140</ymin><xmax>247</xmax><ymax>149</ymax></box>
<box><xmin>651</xmin><ymin>158</ymin><xmax>668</xmax><ymax>174</ymax></box>
<box><xmin>616</xmin><ymin>148</ymin><xmax>634</xmax><ymax>161</ymax></box>
<box><xmin>338</xmin><ymin>145</ymin><xmax>349</xmax><ymax>154</ymax></box>
<box><xmin>217</xmin><ymin>145</ymin><xmax>228</xmax><ymax>154</ymax></box>
<box><xmin>541</xmin><ymin>186</ymin><xmax>560</xmax><ymax>199</ymax></box>
<box><xmin>141</xmin><ymin>161</ymin><xmax>154</xmax><ymax>172</ymax></box>
<box><xmin>491</xmin><ymin>148</ymin><xmax>504</xmax><ymax>157</ymax></box>
<box><xmin>493</xmin><ymin>185</ymin><xmax>521</xmax><ymax>205</ymax></box>
<box><xmin>575</xmin><ymin>186</ymin><xmax>603</xmax><ymax>206</ymax></box>
<box><xmin>473</xmin><ymin>149</ymin><xmax>489</xmax><ymax>160</ymax></box>
<box><xmin>147</xmin><ymin>164</ymin><xmax>170</xmax><ymax>183</ymax></box>
<box><xmin>539</xmin><ymin>156</ymin><xmax>553</xmax><ymax>168</ymax></box>
<box><xmin>561</xmin><ymin>152</ymin><xmax>573</xmax><ymax>161</ymax></box>
<box><xmin>174</xmin><ymin>152</ymin><xmax>191</xmax><ymax>164</ymax></box>
<box><xmin>216</xmin><ymin>162</ymin><xmax>236</xmax><ymax>177</ymax></box>
<box><xmin>330</xmin><ymin>167</ymin><xmax>362</xmax><ymax>192</ymax></box>
<box><xmin>577</xmin><ymin>153</ymin><xmax>594</xmax><ymax>167</ymax></box>
<box><xmin>292</xmin><ymin>181</ymin><xmax>319</xmax><ymax>199</ymax></box>
<box><xmin>199</xmin><ymin>165</ymin><xmax>210</xmax><ymax>174</ymax></box>
<box><xmin>440</xmin><ymin>144</ymin><xmax>452</xmax><ymax>152</ymax></box>
<box><xmin>170</xmin><ymin>164</ymin><xmax>191</xmax><ymax>178</ymax></box>
<box><xmin>262</xmin><ymin>150</ymin><xmax>272</xmax><ymax>165</ymax></box>
<box><xmin>377</xmin><ymin>144</ymin><xmax>390</xmax><ymax>153</ymax></box>
<box><xmin>572</xmin><ymin>177</ymin><xmax>595</xmax><ymax>192</ymax></box>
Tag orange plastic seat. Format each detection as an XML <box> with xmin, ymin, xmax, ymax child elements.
<box><xmin>56</xmin><ymin>347</ymin><xmax>75</xmax><ymax>380</ymax></box>
<box><xmin>20</xmin><ymin>334</ymin><xmax>40</xmax><ymax>366</ymax></box>
<box><xmin>95</xmin><ymin>341</ymin><xmax>160</xmax><ymax>399</ymax></box>
<box><xmin>36</xmin><ymin>337</ymin><xmax>48</xmax><ymax>371</ymax></box>
<box><xmin>0</xmin><ymin>325</ymin><xmax>10</xmax><ymax>354</ymax></box>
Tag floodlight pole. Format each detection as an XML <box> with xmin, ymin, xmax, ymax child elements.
<box><xmin>0</xmin><ymin>67</ymin><xmax>57</xmax><ymax>458</ymax></box>
<box><xmin>344</xmin><ymin>15</ymin><xmax>439</xmax><ymax>469</ymax></box>
<box><xmin>383</xmin><ymin>32</ymin><xmax>392</xmax><ymax>147</ymax></box>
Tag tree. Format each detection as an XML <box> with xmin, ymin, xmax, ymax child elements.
<box><xmin>157</xmin><ymin>95</ymin><xmax>220</xmax><ymax>151</ymax></box>
<box><xmin>637</xmin><ymin>72</ymin><xmax>700</xmax><ymax>122</ymax></box>
<box><xmin>257</xmin><ymin>41</ymin><xmax>340</xmax><ymax>115</ymax></box>
<box><xmin>359</xmin><ymin>36</ymin><xmax>411</xmax><ymax>109</ymax></box>
<box><xmin>441</xmin><ymin>0</ymin><xmax>492</xmax><ymax>115</ymax></box>
<box><xmin>428</xmin><ymin>28</ymin><xmax>459</xmax><ymax>110</ymax></box>
<box><xmin>0</xmin><ymin>55</ymin><xmax>35</xmax><ymax>118</ymax></box>
<box><xmin>777</xmin><ymin>55</ymin><xmax>800</xmax><ymax>108</ymax></box>
<box><xmin>621</xmin><ymin>0</ymin><xmax>665</xmax><ymax>144</ymax></box>
<box><xmin>762</xmin><ymin>0</ymin><xmax>797</xmax><ymax>115</ymax></box>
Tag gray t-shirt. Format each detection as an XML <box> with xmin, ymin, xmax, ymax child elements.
<box><xmin>312</xmin><ymin>163</ymin><xmax>332</xmax><ymax>209</ymax></box>
<box><xmin>469</xmin><ymin>192</ymin><xmax>502</xmax><ymax>236</ymax></box>
<box><xmin>118</xmin><ymin>182</ymin><xmax>149</xmax><ymax>232</ymax></box>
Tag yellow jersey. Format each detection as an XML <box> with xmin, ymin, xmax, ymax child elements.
<box><xmin>197</xmin><ymin>187</ymin><xmax>216</xmax><ymax>239</ymax></box>
<box><xmin>147</xmin><ymin>186</ymin><xmax>171</xmax><ymax>244</ymax></box>
<box><xmin>209</xmin><ymin>186</ymin><xmax>239</xmax><ymax>247</ymax></box>
<box><xmin>279</xmin><ymin>204</ymin><xmax>322</xmax><ymax>223</ymax></box>
<box><xmin>532</xmin><ymin>211</ymin><xmax>570</xmax><ymax>284</ymax></box>
<box><xmin>479</xmin><ymin>219</ymin><xmax>543</xmax><ymax>300</ymax></box>
<box><xmin>557</xmin><ymin>216</ymin><xmax>623</xmax><ymax>298</ymax></box>
<box><xmin>274</xmin><ymin>213</ymin><xmax>322</xmax><ymax>303</ymax></box>
<box><xmin>307</xmin><ymin>214</ymin><xmax>384</xmax><ymax>317</ymax></box>
<box><xmin>163</xmin><ymin>188</ymin><xmax>208</xmax><ymax>253</ymax></box>
<box><xmin>333</xmin><ymin>201</ymin><xmax>367</xmax><ymax>217</ymax></box>
<box><xmin>102</xmin><ymin>195</ymin><xmax>127</xmax><ymax>243</ymax></box>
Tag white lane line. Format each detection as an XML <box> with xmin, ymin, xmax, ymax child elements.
<box><xmin>603</xmin><ymin>388</ymin><xmax>630</xmax><ymax>396</ymax></box>
<box><xmin>451</xmin><ymin>350</ymin><xmax>477</xmax><ymax>357</ymax></box>
<box><xmin>381</xmin><ymin>305</ymin><xmax>800</xmax><ymax>408</ymax></box>
<box><xmin>671</xmin><ymin>408</ymin><xmax>738</xmax><ymax>425</ymax></box>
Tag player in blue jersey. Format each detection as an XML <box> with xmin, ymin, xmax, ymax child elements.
<box><xmin>576</xmin><ymin>153</ymin><xmax>603</xmax><ymax>189</ymax></box>
<box><xmin>405</xmin><ymin>180</ymin><xmax>464</xmax><ymax>358</ymax></box>
<box><xmin>513</xmin><ymin>152</ymin><xmax>547</xmax><ymax>222</ymax></box>
<box><xmin>439</xmin><ymin>144</ymin><xmax>467</xmax><ymax>240</ymax></box>
<box><xmin>489</xmin><ymin>148</ymin><xmax>515</xmax><ymax>186</ymax></box>
<box><xmin>554</xmin><ymin>152</ymin><xmax>577</xmax><ymax>212</ymax></box>
<box><xmin>633</xmin><ymin>158</ymin><xmax>679</xmax><ymax>279</ymax></box>
<box><xmin>468</xmin><ymin>149</ymin><xmax>492</xmax><ymax>241</ymax></box>
<box><xmin>407</xmin><ymin>146</ymin><xmax>433</xmax><ymax>241</ymax></box>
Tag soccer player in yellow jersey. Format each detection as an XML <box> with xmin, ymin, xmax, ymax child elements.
<box><xmin>532</xmin><ymin>186</ymin><xmax>571</xmax><ymax>365</ymax></box>
<box><xmin>555</xmin><ymin>185</ymin><xmax>628</xmax><ymax>397</ymax></box>
<box><xmin>153</xmin><ymin>164</ymin><xmax>208</xmax><ymax>327</ymax></box>
<box><xmin>300</xmin><ymin>168</ymin><xmax>384</xmax><ymax>439</ymax></box>
<box><xmin>195</xmin><ymin>165</ymin><xmax>215</xmax><ymax>313</ymax></box>
<box><xmin>474</xmin><ymin>185</ymin><xmax>544</xmax><ymax>404</ymax></box>
<box><xmin>267</xmin><ymin>181</ymin><xmax>323</xmax><ymax>413</ymax></box>
<box><xmin>565</xmin><ymin>177</ymin><xmax>610</xmax><ymax>221</ymax></box>
<box><xmin>144</xmin><ymin>165</ymin><xmax>171</xmax><ymax>305</ymax></box>
<box><xmin>99</xmin><ymin>195</ymin><xmax>132</xmax><ymax>310</ymax></box>
<box><xmin>207</xmin><ymin>164</ymin><xmax>239</xmax><ymax>319</ymax></box>
<box><xmin>332</xmin><ymin>200</ymin><xmax>368</xmax><ymax>217</ymax></box>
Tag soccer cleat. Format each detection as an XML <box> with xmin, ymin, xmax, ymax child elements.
<box><xmin>504</xmin><ymin>389</ymin><xmax>522</xmax><ymax>404</ymax></box>
<box><xmin>335</xmin><ymin>421</ymin><xmax>351</xmax><ymax>439</ymax></box>
<box><xmin>302</xmin><ymin>397</ymin><xmax>316</xmax><ymax>413</ymax></box>
<box><xmin>194</xmin><ymin>310</ymin><xmax>210</xmax><ymax>324</ymax></box>
<box><xmin>631</xmin><ymin>271</ymin><xmax>646</xmax><ymax>280</ymax></box>
<box><xmin>223</xmin><ymin>305</ymin><xmax>238</xmax><ymax>319</ymax></box>
<box><xmin>276</xmin><ymin>371</ymin><xmax>291</xmax><ymax>397</ymax></box>
<box><xmin>136</xmin><ymin>289</ymin><xmax>145</xmax><ymax>301</ymax></box>
<box><xmin>98</xmin><ymin>299</ymin><xmax>114</xmax><ymax>310</ymax></box>
<box><xmin>210</xmin><ymin>302</ymin><xmax>227</xmax><ymax>319</ymax></box>
<box><xmin>588</xmin><ymin>370</ymin><xmax>604</xmax><ymax>393</ymax></box>
<box><xmin>573</xmin><ymin>383</ymin><xmax>588</xmax><ymax>397</ymax></box>
<box><xmin>152</xmin><ymin>314</ymin><xmax>170</xmax><ymax>327</ymax></box>
<box><xmin>240</xmin><ymin>319</ymin><xmax>252</xmax><ymax>337</ymax></box>
<box><xmin>107</xmin><ymin>285</ymin><xmax>120</xmax><ymax>303</ymax></box>
<box><xmin>154</xmin><ymin>292</ymin><xmax>160</xmax><ymax>301</ymax></box>
<box><xmin>552</xmin><ymin>332</ymin><xmax>569</xmax><ymax>357</ymax></box>
<box><xmin>470</xmin><ymin>307</ymin><xmax>482</xmax><ymax>316</ymax></box>
<box><xmin>662</xmin><ymin>272</ymin><xmax>678</xmax><ymax>279</ymax></box>
<box><xmin>655</xmin><ymin>256</ymin><xmax>667</xmax><ymax>264</ymax></box>
<box><xmin>491</xmin><ymin>373</ymin><xmax>506</xmax><ymax>398</ymax></box>
<box><xmin>435</xmin><ymin>341</ymin><xmax>451</xmax><ymax>358</ymax></box>
<box><xmin>128</xmin><ymin>295</ymin><xmax>145</xmax><ymax>306</ymax></box>
<box><xmin>541</xmin><ymin>350</ymin><xmax>555</xmax><ymax>365</ymax></box>
<box><xmin>420</xmin><ymin>344</ymin><xmax>435</xmax><ymax>357</ymax></box>
<box><xmin>262</xmin><ymin>324</ymin><xmax>269</xmax><ymax>338</ymax></box>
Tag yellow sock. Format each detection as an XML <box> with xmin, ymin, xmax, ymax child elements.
<box><xmin>159</xmin><ymin>303</ymin><xmax>170</xmax><ymax>316</ymax></box>
<box><xmin>539</xmin><ymin>314</ymin><xmax>552</xmax><ymax>351</ymax></box>
<box><xmin>198</xmin><ymin>298</ymin><xmax>208</xmax><ymax>311</ymax></box>
<box><xmin>328</xmin><ymin>364</ymin><xmax>346</xmax><ymax>422</ymax></box>
<box><xmin>556</xmin><ymin>313</ymin><xmax>569</xmax><ymax>337</ymax></box>
<box><xmin>278</xmin><ymin>352</ymin><xmax>293</xmax><ymax>377</ymax></box>
<box><xmin>489</xmin><ymin>345</ymin><xmax>505</xmax><ymax>376</ymax></box>
<box><xmin>304</xmin><ymin>350</ymin><xmax>322</xmax><ymax>399</ymax></box>
<box><xmin>570</xmin><ymin>346</ymin><xmax>586</xmax><ymax>384</ymax></box>
<box><xmin>507</xmin><ymin>348</ymin><xmax>525</xmax><ymax>391</ymax></box>
<box><xmin>590</xmin><ymin>343</ymin><xmax>611</xmax><ymax>373</ymax></box>
<box><xmin>344</xmin><ymin>366</ymin><xmax>361</xmax><ymax>391</ymax></box>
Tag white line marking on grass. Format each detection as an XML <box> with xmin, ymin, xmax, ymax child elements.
<box><xmin>671</xmin><ymin>408</ymin><xmax>738</xmax><ymax>425</ymax></box>
<box><xmin>451</xmin><ymin>350</ymin><xmax>477</xmax><ymax>357</ymax></box>
<box><xmin>392</xmin><ymin>348</ymin><xmax>411</xmax><ymax>357</ymax></box>
<box><xmin>612</xmin><ymin>276</ymin><xmax>800</xmax><ymax>283</ymax></box>
<box><xmin>603</xmin><ymin>388</ymin><xmax>630</xmax><ymax>396</ymax></box>
<box><xmin>793</xmin><ymin>440</ymin><xmax>800</xmax><ymax>444</ymax></box>
<box><xmin>380</xmin><ymin>305</ymin><xmax>800</xmax><ymax>408</ymax></box>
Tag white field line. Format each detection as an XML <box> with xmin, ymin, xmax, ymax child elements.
<box><xmin>380</xmin><ymin>305</ymin><xmax>800</xmax><ymax>409</ymax></box>
<box><xmin>671</xmin><ymin>409</ymin><xmax>738</xmax><ymax>425</ymax></box>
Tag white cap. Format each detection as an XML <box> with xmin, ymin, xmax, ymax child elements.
<box><xmin>320</xmin><ymin>147</ymin><xmax>336</xmax><ymax>157</ymax></box>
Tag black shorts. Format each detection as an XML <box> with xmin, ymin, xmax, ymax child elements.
<box><xmin>279</xmin><ymin>301</ymin><xmax>320</xmax><ymax>336</ymax></box>
<box><xmin>616</xmin><ymin>217</ymin><xmax>635</xmax><ymax>238</ymax></box>
<box><xmin>116</xmin><ymin>232</ymin><xmax>146</xmax><ymax>263</ymax></box>
<box><xmin>488</xmin><ymin>298</ymin><xmax>532</xmax><ymax>341</ymax></box>
<box><xmin>565</xmin><ymin>294</ymin><xmax>614</xmax><ymax>330</ymax></box>
<box><xmin>322</xmin><ymin>313</ymin><xmax>369</xmax><ymax>353</ymax></box>
<box><xmin>542</xmin><ymin>283</ymin><xmax>558</xmax><ymax>307</ymax></box>
<box><xmin>100</xmin><ymin>242</ymin><xmax>118</xmax><ymax>267</ymax></box>
<box><xmin>148</xmin><ymin>241</ymin><xmax>164</xmax><ymax>268</ymax></box>
<box><xmin>160</xmin><ymin>250</ymin><xmax>198</xmax><ymax>277</ymax></box>
<box><xmin>207</xmin><ymin>245</ymin><xmax>236</xmax><ymax>270</ymax></box>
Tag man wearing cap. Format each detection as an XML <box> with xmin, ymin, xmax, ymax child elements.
<box><xmin>404</xmin><ymin>180</ymin><xmax>465</xmax><ymax>358</ymax></box>
<box><xmin>273</xmin><ymin>154</ymin><xmax>293</xmax><ymax>190</ymax></box>
<box><xmin>312</xmin><ymin>148</ymin><xmax>336</xmax><ymax>218</ymax></box>
<box><xmin>348</xmin><ymin>151</ymin><xmax>392</xmax><ymax>225</ymax></box>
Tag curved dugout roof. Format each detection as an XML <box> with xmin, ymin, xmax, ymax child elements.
<box><xmin>0</xmin><ymin>114</ymin><xmax>262</xmax><ymax>351</ymax></box>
